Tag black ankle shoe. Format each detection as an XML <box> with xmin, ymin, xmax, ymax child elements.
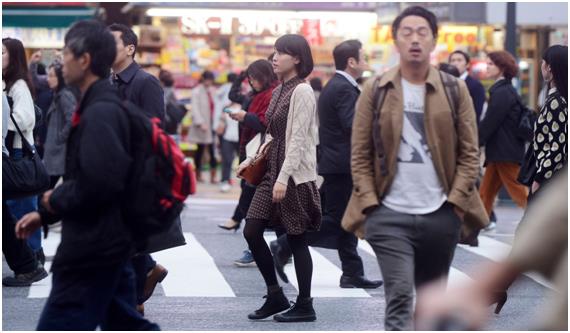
<box><xmin>248</xmin><ymin>288</ymin><xmax>290</xmax><ymax>320</ymax></box>
<box><xmin>273</xmin><ymin>296</ymin><xmax>316</xmax><ymax>322</ymax></box>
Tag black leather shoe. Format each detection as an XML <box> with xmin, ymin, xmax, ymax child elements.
<box><xmin>2</xmin><ymin>264</ymin><xmax>48</xmax><ymax>287</ymax></box>
<box><xmin>248</xmin><ymin>287</ymin><xmax>290</xmax><ymax>320</ymax></box>
<box><xmin>340</xmin><ymin>275</ymin><xmax>383</xmax><ymax>289</ymax></box>
<box><xmin>274</xmin><ymin>296</ymin><xmax>316</xmax><ymax>322</ymax></box>
<box><xmin>270</xmin><ymin>240</ymin><xmax>290</xmax><ymax>284</ymax></box>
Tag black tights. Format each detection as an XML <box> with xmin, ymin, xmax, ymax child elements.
<box><xmin>244</xmin><ymin>219</ymin><xmax>313</xmax><ymax>298</ymax></box>
<box><xmin>194</xmin><ymin>143</ymin><xmax>217</xmax><ymax>172</ymax></box>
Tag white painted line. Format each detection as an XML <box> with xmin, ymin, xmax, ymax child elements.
<box><xmin>185</xmin><ymin>198</ymin><xmax>238</xmax><ymax>205</ymax></box>
<box><xmin>358</xmin><ymin>239</ymin><xmax>473</xmax><ymax>287</ymax></box>
<box><xmin>28</xmin><ymin>261</ymin><xmax>52</xmax><ymax>298</ymax></box>
<box><xmin>42</xmin><ymin>232</ymin><xmax>61</xmax><ymax>257</ymax></box>
<box><xmin>264</xmin><ymin>234</ymin><xmax>370</xmax><ymax>298</ymax></box>
<box><xmin>28</xmin><ymin>233</ymin><xmax>60</xmax><ymax>298</ymax></box>
<box><xmin>152</xmin><ymin>232</ymin><xmax>235</xmax><ymax>297</ymax></box>
<box><xmin>459</xmin><ymin>236</ymin><xmax>554</xmax><ymax>289</ymax></box>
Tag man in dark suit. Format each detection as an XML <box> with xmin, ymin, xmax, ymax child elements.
<box><xmin>270</xmin><ymin>40</ymin><xmax>382</xmax><ymax>289</ymax></box>
<box><xmin>450</xmin><ymin>50</ymin><xmax>487</xmax><ymax>125</ymax></box>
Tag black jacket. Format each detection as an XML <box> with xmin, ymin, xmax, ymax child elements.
<box><xmin>479</xmin><ymin>79</ymin><xmax>526</xmax><ymax>165</ymax></box>
<box><xmin>40</xmin><ymin>79</ymin><xmax>134</xmax><ymax>272</ymax></box>
<box><xmin>317</xmin><ymin>73</ymin><xmax>360</xmax><ymax>174</ymax></box>
<box><xmin>465</xmin><ymin>75</ymin><xmax>486</xmax><ymax>125</ymax></box>
<box><xmin>113</xmin><ymin>62</ymin><xmax>165</xmax><ymax>122</ymax></box>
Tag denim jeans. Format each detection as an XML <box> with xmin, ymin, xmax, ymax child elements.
<box><xmin>6</xmin><ymin>148</ymin><xmax>41</xmax><ymax>252</ymax></box>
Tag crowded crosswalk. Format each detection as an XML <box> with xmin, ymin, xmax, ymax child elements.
<box><xmin>3</xmin><ymin>195</ymin><xmax>552</xmax><ymax>330</ymax></box>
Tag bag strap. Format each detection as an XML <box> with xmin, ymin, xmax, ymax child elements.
<box><xmin>9</xmin><ymin>112</ymin><xmax>36</xmax><ymax>155</ymax></box>
<box><xmin>439</xmin><ymin>70</ymin><xmax>460</xmax><ymax>123</ymax></box>
<box><xmin>371</xmin><ymin>75</ymin><xmax>389</xmax><ymax>176</ymax></box>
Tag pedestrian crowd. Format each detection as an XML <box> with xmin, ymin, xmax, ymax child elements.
<box><xmin>2</xmin><ymin>5</ymin><xmax>567</xmax><ymax>331</ymax></box>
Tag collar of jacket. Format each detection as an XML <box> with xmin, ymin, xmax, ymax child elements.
<box><xmin>377</xmin><ymin>65</ymin><xmax>444</xmax><ymax>93</ymax></box>
<box><xmin>489</xmin><ymin>78</ymin><xmax>512</xmax><ymax>94</ymax></box>
<box><xmin>116</xmin><ymin>61</ymin><xmax>140</xmax><ymax>85</ymax></box>
<box><xmin>78</xmin><ymin>78</ymin><xmax>116</xmax><ymax>115</ymax></box>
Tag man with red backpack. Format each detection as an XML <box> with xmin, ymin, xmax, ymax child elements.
<box><xmin>14</xmin><ymin>20</ymin><xmax>160</xmax><ymax>330</ymax></box>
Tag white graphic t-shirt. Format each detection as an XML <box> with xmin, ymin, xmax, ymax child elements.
<box><xmin>382</xmin><ymin>78</ymin><xmax>447</xmax><ymax>215</ymax></box>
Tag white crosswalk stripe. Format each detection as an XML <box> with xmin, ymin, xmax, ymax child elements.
<box><xmin>263</xmin><ymin>234</ymin><xmax>371</xmax><ymax>298</ymax></box>
<box><xmin>26</xmin><ymin>227</ymin><xmax>548</xmax><ymax>299</ymax></box>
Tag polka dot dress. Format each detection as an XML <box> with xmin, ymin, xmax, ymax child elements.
<box><xmin>533</xmin><ymin>88</ymin><xmax>567</xmax><ymax>183</ymax></box>
<box><xmin>246</xmin><ymin>77</ymin><xmax>322</xmax><ymax>235</ymax></box>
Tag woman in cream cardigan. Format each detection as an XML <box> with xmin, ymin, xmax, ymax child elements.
<box><xmin>237</xmin><ymin>34</ymin><xmax>321</xmax><ymax>323</ymax></box>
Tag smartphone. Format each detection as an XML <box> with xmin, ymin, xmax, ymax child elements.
<box><xmin>223</xmin><ymin>107</ymin><xmax>235</xmax><ymax>114</ymax></box>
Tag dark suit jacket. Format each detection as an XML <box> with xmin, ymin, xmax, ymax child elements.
<box><xmin>317</xmin><ymin>73</ymin><xmax>360</xmax><ymax>175</ymax></box>
<box><xmin>465</xmin><ymin>75</ymin><xmax>486</xmax><ymax>124</ymax></box>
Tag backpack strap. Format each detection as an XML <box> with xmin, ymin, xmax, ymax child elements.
<box><xmin>371</xmin><ymin>75</ymin><xmax>389</xmax><ymax>176</ymax></box>
<box><xmin>439</xmin><ymin>70</ymin><xmax>460</xmax><ymax>123</ymax></box>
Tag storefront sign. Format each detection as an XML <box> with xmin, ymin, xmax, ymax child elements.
<box><xmin>2</xmin><ymin>27</ymin><xmax>66</xmax><ymax>48</ymax></box>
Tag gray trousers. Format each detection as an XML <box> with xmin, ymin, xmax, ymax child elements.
<box><xmin>365</xmin><ymin>202</ymin><xmax>461</xmax><ymax>331</ymax></box>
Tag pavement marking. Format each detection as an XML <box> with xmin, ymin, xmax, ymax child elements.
<box><xmin>152</xmin><ymin>232</ymin><xmax>235</xmax><ymax>297</ymax></box>
<box><xmin>264</xmin><ymin>234</ymin><xmax>371</xmax><ymax>298</ymax></box>
<box><xmin>185</xmin><ymin>198</ymin><xmax>239</xmax><ymax>205</ymax></box>
<box><xmin>28</xmin><ymin>232</ymin><xmax>60</xmax><ymax>298</ymax></box>
<box><xmin>459</xmin><ymin>236</ymin><xmax>554</xmax><ymax>289</ymax></box>
<box><xmin>358</xmin><ymin>239</ymin><xmax>473</xmax><ymax>287</ymax></box>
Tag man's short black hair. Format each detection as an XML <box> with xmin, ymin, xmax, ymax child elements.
<box><xmin>109</xmin><ymin>23</ymin><xmax>138</xmax><ymax>59</ymax></box>
<box><xmin>392</xmin><ymin>5</ymin><xmax>438</xmax><ymax>39</ymax></box>
<box><xmin>438</xmin><ymin>63</ymin><xmax>460</xmax><ymax>77</ymax></box>
<box><xmin>274</xmin><ymin>34</ymin><xmax>314</xmax><ymax>79</ymax></box>
<box><xmin>449</xmin><ymin>50</ymin><xmax>470</xmax><ymax>64</ymax></box>
<box><xmin>64</xmin><ymin>20</ymin><xmax>117</xmax><ymax>79</ymax></box>
<box><xmin>333</xmin><ymin>39</ymin><xmax>362</xmax><ymax>71</ymax></box>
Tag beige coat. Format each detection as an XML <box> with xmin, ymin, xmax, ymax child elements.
<box><xmin>188</xmin><ymin>84</ymin><xmax>214</xmax><ymax>144</ymax></box>
<box><xmin>342</xmin><ymin>66</ymin><xmax>489</xmax><ymax>238</ymax></box>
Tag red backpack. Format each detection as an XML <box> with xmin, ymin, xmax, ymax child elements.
<box><xmin>118</xmin><ymin>100</ymin><xmax>196</xmax><ymax>244</ymax></box>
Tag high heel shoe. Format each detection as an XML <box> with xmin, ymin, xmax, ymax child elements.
<box><xmin>218</xmin><ymin>219</ymin><xmax>241</xmax><ymax>232</ymax></box>
<box><xmin>491</xmin><ymin>291</ymin><xmax>508</xmax><ymax>314</ymax></box>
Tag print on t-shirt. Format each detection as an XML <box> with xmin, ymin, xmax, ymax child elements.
<box><xmin>398</xmin><ymin>100</ymin><xmax>432</xmax><ymax>164</ymax></box>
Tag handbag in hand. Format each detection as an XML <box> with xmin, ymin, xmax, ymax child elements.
<box><xmin>2</xmin><ymin>113</ymin><xmax>50</xmax><ymax>200</ymax></box>
<box><xmin>240</xmin><ymin>116</ymin><xmax>274</xmax><ymax>186</ymax></box>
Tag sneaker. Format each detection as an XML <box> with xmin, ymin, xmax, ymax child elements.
<box><xmin>273</xmin><ymin>296</ymin><xmax>316</xmax><ymax>322</ymax></box>
<box><xmin>484</xmin><ymin>222</ymin><xmax>497</xmax><ymax>232</ymax></box>
<box><xmin>2</xmin><ymin>265</ymin><xmax>48</xmax><ymax>287</ymax></box>
<box><xmin>220</xmin><ymin>182</ymin><xmax>231</xmax><ymax>193</ymax></box>
<box><xmin>234</xmin><ymin>250</ymin><xmax>256</xmax><ymax>267</ymax></box>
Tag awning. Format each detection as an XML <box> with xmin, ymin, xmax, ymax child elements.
<box><xmin>2</xmin><ymin>6</ymin><xmax>97</xmax><ymax>28</ymax></box>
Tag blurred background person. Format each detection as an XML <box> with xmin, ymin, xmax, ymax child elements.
<box><xmin>189</xmin><ymin>70</ymin><xmax>218</xmax><ymax>183</ymax></box>
<box><xmin>214</xmin><ymin>73</ymin><xmax>239</xmax><ymax>193</ymax></box>
<box><xmin>28</xmin><ymin>51</ymin><xmax>53</xmax><ymax>159</ymax></box>
<box><xmin>159</xmin><ymin>69</ymin><xmax>187</xmax><ymax>141</ymax></box>
<box><xmin>449</xmin><ymin>50</ymin><xmax>487</xmax><ymax>124</ymax></box>
<box><xmin>43</xmin><ymin>60</ymin><xmax>78</xmax><ymax>190</ymax></box>
<box><xmin>478</xmin><ymin>51</ymin><xmax>528</xmax><ymax>231</ymax></box>
<box><xmin>3</xmin><ymin>37</ymin><xmax>44</xmax><ymax>266</ymax></box>
<box><xmin>309</xmin><ymin>77</ymin><xmax>323</xmax><ymax>105</ymax></box>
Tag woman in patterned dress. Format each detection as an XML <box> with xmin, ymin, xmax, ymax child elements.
<box><xmin>237</xmin><ymin>34</ymin><xmax>321</xmax><ymax>322</ymax></box>
<box><xmin>529</xmin><ymin>45</ymin><xmax>567</xmax><ymax>197</ymax></box>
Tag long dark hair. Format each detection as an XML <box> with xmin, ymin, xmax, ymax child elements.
<box><xmin>543</xmin><ymin>45</ymin><xmax>568</xmax><ymax>101</ymax></box>
<box><xmin>246</xmin><ymin>59</ymin><xmax>277</xmax><ymax>92</ymax></box>
<box><xmin>2</xmin><ymin>38</ymin><xmax>35</xmax><ymax>96</ymax></box>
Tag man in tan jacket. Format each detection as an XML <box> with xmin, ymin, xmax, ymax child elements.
<box><xmin>341</xmin><ymin>6</ymin><xmax>488</xmax><ymax>330</ymax></box>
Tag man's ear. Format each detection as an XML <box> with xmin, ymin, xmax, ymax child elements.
<box><xmin>79</xmin><ymin>53</ymin><xmax>91</xmax><ymax>72</ymax></box>
<box><xmin>127</xmin><ymin>45</ymin><xmax>136</xmax><ymax>58</ymax></box>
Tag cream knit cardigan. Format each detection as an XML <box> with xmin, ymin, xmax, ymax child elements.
<box><xmin>276</xmin><ymin>83</ymin><xmax>319</xmax><ymax>186</ymax></box>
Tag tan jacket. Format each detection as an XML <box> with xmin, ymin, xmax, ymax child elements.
<box><xmin>342</xmin><ymin>66</ymin><xmax>489</xmax><ymax>238</ymax></box>
<box><xmin>277</xmin><ymin>83</ymin><xmax>319</xmax><ymax>185</ymax></box>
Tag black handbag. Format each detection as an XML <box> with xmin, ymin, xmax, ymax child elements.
<box><xmin>517</xmin><ymin>145</ymin><xmax>537</xmax><ymax>187</ymax></box>
<box><xmin>2</xmin><ymin>113</ymin><xmax>50</xmax><ymax>200</ymax></box>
